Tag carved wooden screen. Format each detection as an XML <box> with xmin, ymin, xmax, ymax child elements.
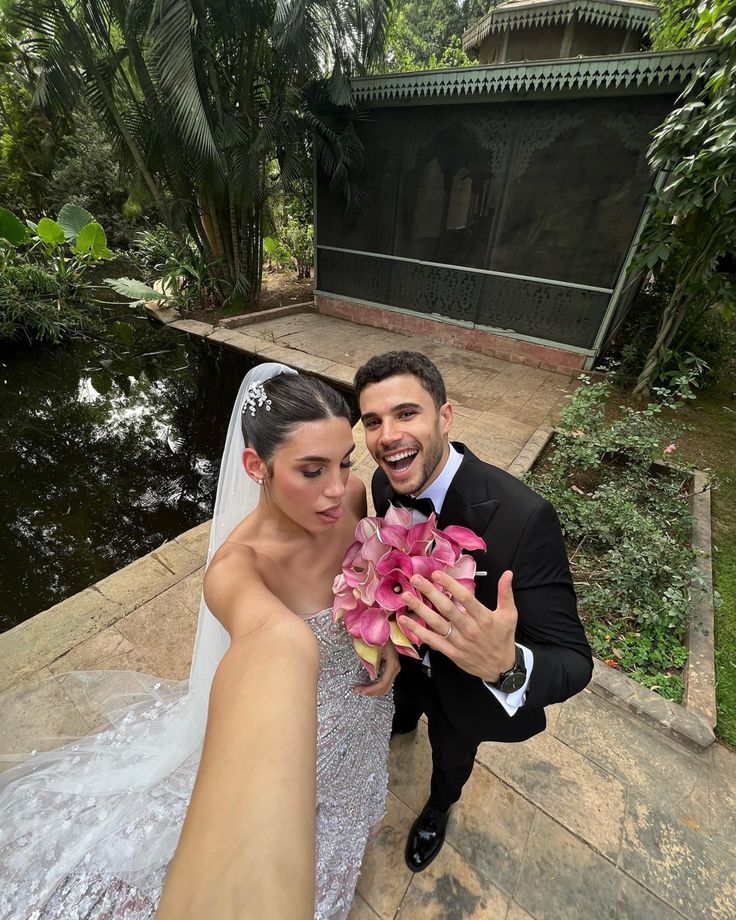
<box><xmin>316</xmin><ymin>94</ymin><xmax>673</xmax><ymax>350</ymax></box>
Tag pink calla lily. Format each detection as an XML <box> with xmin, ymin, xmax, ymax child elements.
<box><xmin>441</xmin><ymin>525</ymin><xmax>487</xmax><ymax>554</ymax></box>
<box><xmin>384</xmin><ymin>503</ymin><xmax>413</xmax><ymax>528</ymax></box>
<box><xmin>429</xmin><ymin>534</ymin><xmax>457</xmax><ymax>566</ymax></box>
<box><xmin>352</xmin><ymin>638</ymin><xmax>381</xmax><ymax>680</ymax></box>
<box><xmin>410</xmin><ymin>554</ymin><xmax>443</xmax><ymax>580</ymax></box>
<box><xmin>342</xmin><ymin>553</ymin><xmax>379</xmax><ymax>605</ymax></box>
<box><xmin>359</xmin><ymin>607</ymin><xmax>391</xmax><ymax>647</ymax></box>
<box><xmin>405</xmin><ymin>516</ymin><xmax>438</xmax><ymax>555</ymax></box>
<box><xmin>376</xmin><ymin>549</ymin><xmax>413</xmax><ymax>578</ymax></box>
<box><xmin>343</xmin><ymin>604</ymin><xmax>368</xmax><ymax>639</ymax></box>
<box><xmin>341</xmin><ymin>541</ymin><xmax>367</xmax><ymax>586</ymax></box>
<box><xmin>334</xmin><ymin>507</ymin><xmax>485</xmax><ymax>672</ymax></box>
<box><xmin>445</xmin><ymin>552</ymin><xmax>478</xmax><ymax>592</ymax></box>
<box><xmin>389</xmin><ymin>620</ymin><xmax>421</xmax><ymax>658</ymax></box>
<box><xmin>378</xmin><ymin>523</ymin><xmax>411</xmax><ymax>551</ymax></box>
<box><xmin>394</xmin><ymin>611</ymin><xmax>425</xmax><ymax>646</ymax></box>
<box><xmin>354</xmin><ymin>516</ymin><xmax>381</xmax><ymax>543</ymax></box>
<box><xmin>376</xmin><ymin>569</ymin><xmax>416</xmax><ymax>611</ymax></box>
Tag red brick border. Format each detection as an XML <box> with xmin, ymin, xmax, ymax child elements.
<box><xmin>315</xmin><ymin>294</ymin><xmax>586</xmax><ymax>376</ymax></box>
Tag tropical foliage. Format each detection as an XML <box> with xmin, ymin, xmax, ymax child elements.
<box><xmin>0</xmin><ymin>203</ymin><xmax>112</xmax><ymax>342</ymax></box>
<box><xmin>377</xmin><ymin>0</ymin><xmax>485</xmax><ymax>72</ymax></box>
<box><xmin>0</xmin><ymin>3</ymin><xmax>61</xmax><ymax>214</ymax></box>
<box><xmin>132</xmin><ymin>224</ymin><xmax>214</xmax><ymax>312</ymax></box>
<box><xmin>264</xmin><ymin>183</ymin><xmax>314</xmax><ymax>279</ymax></box>
<box><xmin>527</xmin><ymin>375</ymin><xmax>697</xmax><ymax>701</ymax></box>
<box><xmin>630</xmin><ymin>0</ymin><xmax>736</xmax><ymax>397</ymax></box>
<box><xmin>4</xmin><ymin>0</ymin><xmax>389</xmax><ymax>303</ymax></box>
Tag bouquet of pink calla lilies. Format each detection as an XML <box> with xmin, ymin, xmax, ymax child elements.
<box><xmin>332</xmin><ymin>504</ymin><xmax>487</xmax><ymax>679</ymax></box>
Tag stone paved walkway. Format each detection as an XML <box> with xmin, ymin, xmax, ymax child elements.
<box><xmin>2</xmin><ymin>312</ymin><xmax>735</xmax><ymax>918</ymax></box>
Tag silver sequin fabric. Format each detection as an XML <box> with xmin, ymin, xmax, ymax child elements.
<box><xmin>310</xmin><ymin>608</ymin><xmax>393</xmax><ymax>920</ymax></box>
<box><xmin>0</xmin><ymin>610</ymin><xmax>393</xmax><ymax>920</ymax></box>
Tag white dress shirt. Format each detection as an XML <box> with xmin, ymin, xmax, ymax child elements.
<box><xmin>412</xmin><ymin>444</ymin><xmax>534</xmax><ymax>716</ymax></box>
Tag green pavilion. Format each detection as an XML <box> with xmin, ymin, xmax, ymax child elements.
<box><xmin>314</xmin><ymin>0</ymin><xmax>712</xmax><ymax>372</ymax></box>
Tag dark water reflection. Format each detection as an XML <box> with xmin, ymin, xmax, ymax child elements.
<box><xmin>1</xmin><ymin>312</ymin><xmax>260</xmax><ymax>630</ymax></box>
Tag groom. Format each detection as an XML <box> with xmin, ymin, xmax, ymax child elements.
<box><xmin>354</xmin><ymin>351</ymin><xmax>593</xmax><ymax>872</ymax></box>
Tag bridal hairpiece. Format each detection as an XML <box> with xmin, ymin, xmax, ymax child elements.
<box><xmin>243</xmin><ymin>381</ymin><xmax>272</xmax><ymax>417</ymax></box>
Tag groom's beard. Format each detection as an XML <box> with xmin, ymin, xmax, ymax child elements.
<box><xmin>383</xmin><ymin>434</ymin><xmax>445</xmax><ymax>497</ymax></box>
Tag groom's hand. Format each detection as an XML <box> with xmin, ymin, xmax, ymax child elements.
<box><xmin>398</xmin><ymin>570</ymin><xmax>518</xmax><ymax>684</ymax></box>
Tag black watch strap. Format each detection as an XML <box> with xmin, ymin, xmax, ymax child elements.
<box><xmin>493</xmin><ymin>644</ymin><xmax>527</xmax><ymax>694</ymax></box>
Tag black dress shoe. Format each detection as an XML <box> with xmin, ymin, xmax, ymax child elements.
<box><xmin>405</xmin><ymin>799</ymin><xmax>451</xmax><ymax>872</ymax></box>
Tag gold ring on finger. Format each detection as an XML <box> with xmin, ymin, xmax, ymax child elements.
<box><xmin>443</xmin><ymin>622</ymin><xmax>453</xmax><ymax>640</ymax></box>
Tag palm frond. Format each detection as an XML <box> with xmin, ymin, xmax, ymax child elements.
<box><xmin>148</xmin><ymin>0</ymin><xmax>220</xmax><ymax>167</ymax></box>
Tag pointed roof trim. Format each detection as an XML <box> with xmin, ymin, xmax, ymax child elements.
<box><xmin>351</xmin><ymin>49</ymin><xmax>712</xmax><ymax>104</ymax></box>
<box><xmin>463</xmin><ymin>0</ymin><xmax>661</xmax><ymax>54</ymax></box>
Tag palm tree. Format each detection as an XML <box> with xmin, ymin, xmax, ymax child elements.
<box><xmin>9</xmin><ymin>0</ymin><xmax>389</xmax><ymax>299</ymax></box>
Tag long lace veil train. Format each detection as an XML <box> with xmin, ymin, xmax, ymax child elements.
<box><xmin>0</xmin><ymin>362</ymin><xmax>297</xmax><ymax>914</ymax></box>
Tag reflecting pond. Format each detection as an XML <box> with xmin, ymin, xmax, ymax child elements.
<box><xmin>1</xmin><ymin>311</ymin><xmax>259</xmax><ymax>631</ymax></box>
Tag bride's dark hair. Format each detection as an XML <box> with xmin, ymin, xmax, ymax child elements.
<box><xmin>241</xmin><ymin>373</ymin><xmax>350</xmax><ymax>464</ymax></box>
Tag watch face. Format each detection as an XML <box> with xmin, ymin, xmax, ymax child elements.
<box><xmin>500</xmin><ymin>671</ymin><xmax>527</xmax><ymax>694</ymax></box>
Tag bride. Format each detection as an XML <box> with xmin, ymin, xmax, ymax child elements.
<box><xmin>0</xmin><ymin>363</ymin><xmax>397</xmax><ymax>919</ymax></box>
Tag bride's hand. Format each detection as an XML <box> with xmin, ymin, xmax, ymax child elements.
<box><xmin>355</xmin><ymin>642</ymin><xmax>400</xmax><ymax>696</ymax></box>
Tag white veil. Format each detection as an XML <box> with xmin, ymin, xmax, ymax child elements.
<box><xmin>0</xmin><ymin>362</ymin><xmax>297</xmax><ymax>916</ymax></box>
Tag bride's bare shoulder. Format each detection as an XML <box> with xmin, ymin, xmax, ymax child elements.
<box><xmin>204</xmin><ymin>540</ymin><xmax>289</xmax><ymax>640</ymax></box>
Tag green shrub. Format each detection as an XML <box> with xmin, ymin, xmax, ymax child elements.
<box><xmin>133</xmin><ymin>225</ymin><xmax>187</xmax><ymax>273</ymax></box>
<box><xmin>132</xmin><ymin>224</ymin><xmax>215</xmax><ymax>313</ymax></box>
<box><xmin>526</xmin><ymin>375</ymin><xmax>697</xmax><ymax>701</ymax></box>
<box><xmin>264</xmin><ymin>218</ymin><xmax>313</xmax><ymax>280</ymax></box>
<box><xmin>0</xmin><ymin>263</ymin><xmax>94</xmax><ymax>343</ymax></box>
<box><xmin>46</xmin><ymin>114</ymin><xmax>149</xmax><ymax>249</ymax></box>
<box><xmin>0</xmin><ymin>204</ymin><xmax>111</xmax><ymax>344</ymax></box>
<box><xmin>611</xmin><ymin>277</ymin><xmax>736</xmax><ymax>388</ymax></box>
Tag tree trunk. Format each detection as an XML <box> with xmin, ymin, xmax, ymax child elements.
<box><xmin>632</xmin><ymin>225</ymin><xmax>721</xmax><ymax>400</ymax></box>
<box><xmin>632</xmin><ymin>283</ymin><xmax>688</xmax><ymax>400</ymax></box>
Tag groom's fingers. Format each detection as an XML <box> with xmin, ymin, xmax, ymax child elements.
<box><xmin>406</xmin><ymin>575</ymin><xmax>465</xmax><ymax>631</ymax></box>
<box><xmin>401</xmin><ymin>593</ymin><xmax>458</xmax><ymax>641</ymax></box>
<box><xmin>397</xmin><ymin>614</ymin><xmax>453</xmax><ymax>657</ymax></box>
<box><xmin>429</xmin><ymin>572</ymin><xmax>481</xmax><ymax>617</ymax></box>
<box><xmin>496</xmin><ymin>570</ymin><xmax>515</xmax><ymax>614</ymax></box>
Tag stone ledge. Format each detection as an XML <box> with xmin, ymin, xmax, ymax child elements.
<box><xmin>219</xmin><ymin>303</ymin><xmax>316</xmax><ymax>329</ymax></box>
<box><xmin>507</xmin><ymin>424</ymin><xmax>554</xmax><ymax>479</ymax></box>
<box><xmin>145</xmin><ymin>304</ymin><xmax>181</xmax><ymax>325</ymax></box>
<box><xmin>512</xmin><ymin>424</ymin><xmax>717</xmax><ymax>752</ymax></box>
<box><xmin>0</xmin><ymin>589</ymin><xmax>126</xmax><ymax>693</ymax></box>
<box><xmin>314</xmin><ymin>293</ymin><xmax>586</xmax><ymax>376</ymax></box>
<box><xmin>0</xmin><ymin>521</ymin><xmax>210</xmax><ymax>693</ymax></box>
<box><xmin>685</xmin><ymin>471</ymin><xmax>717</xmax><ymax>728</ymax></box>
<box><xmin>168</xmin><ymin>319</ymin><xmax>216</xmax><ymax>337</ymax></box>
<box><xmin>589</xmin><ymin>660</ymin><xmax>715</xmax><ymax>751</ymax></box>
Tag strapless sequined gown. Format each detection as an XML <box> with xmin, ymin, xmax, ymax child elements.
<box><xmin>0</xmin><ymin>610</ymin><xmax>393</xmax><ymax>920</ymax></box>
<box><xmin>308</xmin><ymin>608</ymin><xmax>393</xmax><ymax>919</ymax></box>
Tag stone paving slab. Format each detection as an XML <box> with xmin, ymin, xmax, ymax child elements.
<box><xmin>2</xmin><ymin>315</ymin><xmax>735</xmax><ymax>918</ymax></box>
<box><xmin>170</xmin><ymin>311</ymin><xmax>576</xmax><ymax>470</ymax></box>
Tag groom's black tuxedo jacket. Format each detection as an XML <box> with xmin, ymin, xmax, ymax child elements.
<box><xmin>372</xmin><ymin>443</ymin><xmax>593</xmax><ymax>744</ymax></box>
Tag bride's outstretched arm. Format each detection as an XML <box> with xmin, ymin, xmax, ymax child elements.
<box><xmin>157</xmin><ymin>558</ymin><xmax>319</xmax><ymax>920</ymax></box>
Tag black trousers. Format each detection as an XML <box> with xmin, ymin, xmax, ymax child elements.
<box><xmin>394</xmin><ymin>659</ymin><xmax>479</xmax><ymax>811</ymax></box>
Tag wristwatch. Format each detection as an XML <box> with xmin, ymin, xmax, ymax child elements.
<box><xmin>492</xmin><ymin>644</ymin><xmax>527</xmax><ymax>694</ymax></box>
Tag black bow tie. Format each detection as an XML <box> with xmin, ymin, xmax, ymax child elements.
<box><xmin>393</xmin><ymin>495</ymin><xmax>435</xmax><ymax>518</ymax></box>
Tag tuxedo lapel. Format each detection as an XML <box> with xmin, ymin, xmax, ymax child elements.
<box><xmin>372</xmin><ymin>471</ymin><xmax>393</xmax><ymax>517</ymax></box>
<box><xmin>437</xmin><ymin>444</ymin><xmax>499</xmax><ymax>537</ymax></box>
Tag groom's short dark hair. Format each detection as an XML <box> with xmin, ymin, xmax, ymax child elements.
<box><xmin>354</xmin><ymin>351</ymin><xmax>447</xmax><ymax>410</ymax></box>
